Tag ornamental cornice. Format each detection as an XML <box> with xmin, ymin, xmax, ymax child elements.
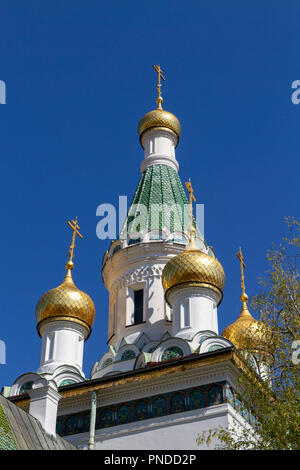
<box><xmin>56</xmin><ymin>359</ymin><xmax>239</xmax><ymax>414</ymax></box>
<box><xmin>39</xmin><ymin>320</ymin><xmax>89</xmax><ymax>339</ymax></box>
<box><xmin>109</xmin><ymin>264</ymin><xmax>163</xmax><ymax>297</ymax></box>
<box><xmin>95</xmin><ymin>362</ymin><xmax>237</xmax><ymax>406</ymax></box>
<box><xmin>140</xmin><ymin>154</ymin><xmax>179</xmax><ymax>173</ymax></box>
<box><xmin>167</xmin><ymin>285</ymin><xmax>221</xmax><ymax>306</ymax></box>
<box><xmin>102</xmin><ymin>242</ymin><xmax>186</xmax><ymax>291</ymax></box>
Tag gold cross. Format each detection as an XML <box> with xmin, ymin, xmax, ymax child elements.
<box><xmin>236</xmin><ymin>247</ymin><xmax>246</xmax><ymax>294</ymax></box>
<box><xmin>66</xmin><ymin>217</ymin><xmax>83</xmax><ymax>270</ymax></box>
<box><xmin>185</xmin><ymin>179</ymin><xmax>196</xmax><ymax>204</ymax></box>
<box><xmin>185</xmin><ymin>179</ymin><xmax>197</xmax><ymax>235</ymax></box>
<box><xmin>153</xmin><ymin>64</ymin><xmax>166</xmax><ymax>109</ymax></box>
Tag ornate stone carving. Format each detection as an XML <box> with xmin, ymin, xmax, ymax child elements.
<box><xmin>110</xmin><ymin>265</ymin><xmax>164</xmax><ymax>296</ymax></box>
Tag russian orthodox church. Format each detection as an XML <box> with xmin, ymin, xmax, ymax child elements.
<box><xmin>2</xmin><ymin>67</ymin><xmax>269</xmax><ymax>450</ymax></box>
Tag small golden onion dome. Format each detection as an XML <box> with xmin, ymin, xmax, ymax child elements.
<box><xmin>162</xmin><ymin>235</ymin><xmax>225</xmax><ymax>303</ymax></box>
<box><xmin>222</xmin><ymin>293</ymin><xmax>271</xmax><ymax>353</ymax></box>
<box><xmin>138</xmin><ymin>108</ymin><xmax>181</xmax><ymax>147</ymax></box>
<box><xmin>36</xmin><ymin>270</ymin><xmax>95</xmax><ymax>338</ymax></box>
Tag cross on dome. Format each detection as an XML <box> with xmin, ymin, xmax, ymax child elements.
<box><xmin>236</xmin><ymin>247</ymin><xmax>248</xmax><ymax>303</ymax></box>
<box><xmin>152</xmin><ymin>64</ymin><xmax>165</xmax><ymax>109</ymax></box>
<box><xmin>66</xmin><ymin>217</ymin><xmax>83</xmax><ymax>271</ymax></box>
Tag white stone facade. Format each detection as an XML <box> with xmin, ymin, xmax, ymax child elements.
<box><xmin>140</xmin><ymin>128</ymin><xmax>179</xmax><ymax>173</ymax></box>
<box><xmin>38</xmin><ymin>320</ymin><xmax>88</xmax><ymax>376</ymax></box>
<box><xmin>60</xmin><ymin>357</ymin><xmax>253</xmax><ymax>450</ymax></box>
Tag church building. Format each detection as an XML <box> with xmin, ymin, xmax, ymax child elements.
<box><xmin>2</xmin><ymin>66</ymin><xmax>268</xmax><ymax>450</ymax></box>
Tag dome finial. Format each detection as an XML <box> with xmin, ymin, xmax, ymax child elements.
<box><xmin>184</xmin><ymin>179</ymin><xmax>198</xmax><ymax>251</ymax></box>
<box><xmin>153</xmin><ymin>64</ymin><xmax>165</xmax><ymax>110</ymax></box>
<box><xmin>35</xmin><ymin>216</ymin><xmax>95</xmax><ymax>338</ymax></box>
<box><xmin>222</xmin><ymin>247</ymin><xmax>271</xmax><ymax>352</ymax></box>
<box><xmin>138</xmin><ymin>65</ymin><xmax>181</xmax><ymax>146</ymax></box>
<box><xmin>236</xmin><ymin>247</ymin><xmax>251</xmax><ymax>316</ymax></box>
<box><xmin>65</xmin><ymin>217</ymin><xmax>83</xmax><ymax>273</ymax></box>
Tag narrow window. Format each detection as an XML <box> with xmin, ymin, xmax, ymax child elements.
<box><xmin>48</xmin><ymin>333</ymin><xmax>55</xmax><ymax>360</ymax></box>
<box><xmin>134</xmin><ymin>289</ymin><xmax>144</xmax><ymax>324</ymax></box>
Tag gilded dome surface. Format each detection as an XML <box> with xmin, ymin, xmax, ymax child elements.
<box><xmin>36</xmin><ymin>271</ymin><xmax>95</xmax><ymax>336</ymax></box>
<box><xmin>222</xmin><ymin>296</ymin><xmax>271</xmax><ymax>352</ymax></box>
<box><xmin>162</xmin><ymin>244</ymin><xmax>225</xmax><ymax>299</ymax></box>
<box><xmin>138</xmin><ymin>108</ymin><xmax>181</xmax><ymax>145</ymax></box>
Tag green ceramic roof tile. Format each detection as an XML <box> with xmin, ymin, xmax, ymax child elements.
<box><xmin>0</xmin><ymin>402</ymin><xmax>18</xmax><ymax>450</ymax></box>
<box><xmin>0</xmin><ymin>395</ymin><xmax>77</xmax><ymax>450</ymax></box>
<box><xmin>119</xmin><ymin>164</ymin><xmax>204</xmax><ymax>242</ymax></box>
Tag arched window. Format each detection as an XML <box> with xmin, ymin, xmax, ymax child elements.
<box><xmin>161</xmin><ymin>346</ymin><xmax>184</xmax><ymax>361</ymax></box>
<box><xmin>207</xmin><ymin>385</ymin><xmax>223</xmax><ymax>406</ymax></box>
<box><xmin>189</xmin><ymin>389</ymin><xmax>205</xmax><ymax>410</ymax></box>
<box><xmin>98</xmin><ymin>408</ymin><xmax>113</xmax><ymax>429</ymax></box>
<box><xmin>133</xmin><ymin>289</ymin><xmax>144</xmax><ymax>324</ymax></box>
<box><xmin>82</xmin><ymin>413</ymin><xmax>90</xmax><ymax>433</ymax></box>
<box><xmin>208</xmin><ymin>344</ymin><xmax>223</xmax><ymax>352</ymax></box>
<box><xmin>134</xmin><ymin>401</ymin><xmax>149</xmax><ymax>421</ymax></box>
<box><xmin>65</xmin><ymin>416</ymin><xmax>80</xmax><ymax>435</ymax></box>
<box><xmin>117</xmin><ymin>405</ymin><xmax>131</xmax><ymax>425</ymax></box>
<box><xmin>171</xmin><ymin>393</ymin><xmax>186</xmax><ymax>414</ymax></box>
<box><xmin>152</xmin><ymin>396</ymin><xmax>167</xmax><ymax>418</ymax></box>
<box><xmin>59</xmin><ymin>379</ymin><xmax>76</xmax><ymax>387</ymax></box>
<box><xmin>19</xmin><ymin>381</ymin><xmax>34</xmax><ymax>394</ymax></box>
<box><xmin>120</xmin><ymin>350</ymin><xmax>136</xmax><ymax>361</ymax></box>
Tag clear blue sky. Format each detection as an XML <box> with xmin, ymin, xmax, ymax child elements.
<box><xmin>0</xmin><ymin>1</ymin><xmax>299</xmax><ymax>387</ymax></box>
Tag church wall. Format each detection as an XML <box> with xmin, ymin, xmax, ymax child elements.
<box><xmin>106</xmin><ymin>255</ymin><xmax>178</xmax><ymax>352</ymax></box>
<box><xmin>63</xmin><ymin>403</ymin><xmax>249</xmax><ymax>450</ymax></box>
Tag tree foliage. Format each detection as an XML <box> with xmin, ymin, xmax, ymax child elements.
<box><xmin>197</xmin><ymin>218</ymin><xmax>300</xmax><ymax>450</ymax></box>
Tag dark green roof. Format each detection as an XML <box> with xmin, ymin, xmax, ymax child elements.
<box><xmin>119</xmin><ymin>164</ymin><xmax>204</xmax><ymax>242</ymax></box>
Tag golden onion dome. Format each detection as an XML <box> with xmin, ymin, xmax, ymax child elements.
<box><xmin>222</xmin><ymin>293</ymin><xmax>271</xmax><ymax>353</ymax></box>
<box><xmin>162</xmin><ymin>235</ymin><xmax>225</xmax><ymax>303</ymax></box>
<box><xmin>139</xmin><ymin>65</ymin><xmax>181</xmax><ymax>146</ymax></box>
<box><xmin>36</xmin><ymin>269</ymin><xmax>95</xmax><ymax>338</ymax></box>
<box><xmin>138</xmin><ymin>108</ymin><xmax>181</xmax><ymax>146</ymax></box>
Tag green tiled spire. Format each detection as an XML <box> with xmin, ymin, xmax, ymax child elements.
<box><xmin>119</xmin><ymin>164</ymin><xmax>204</xmax><ymax>242</ymax></box>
